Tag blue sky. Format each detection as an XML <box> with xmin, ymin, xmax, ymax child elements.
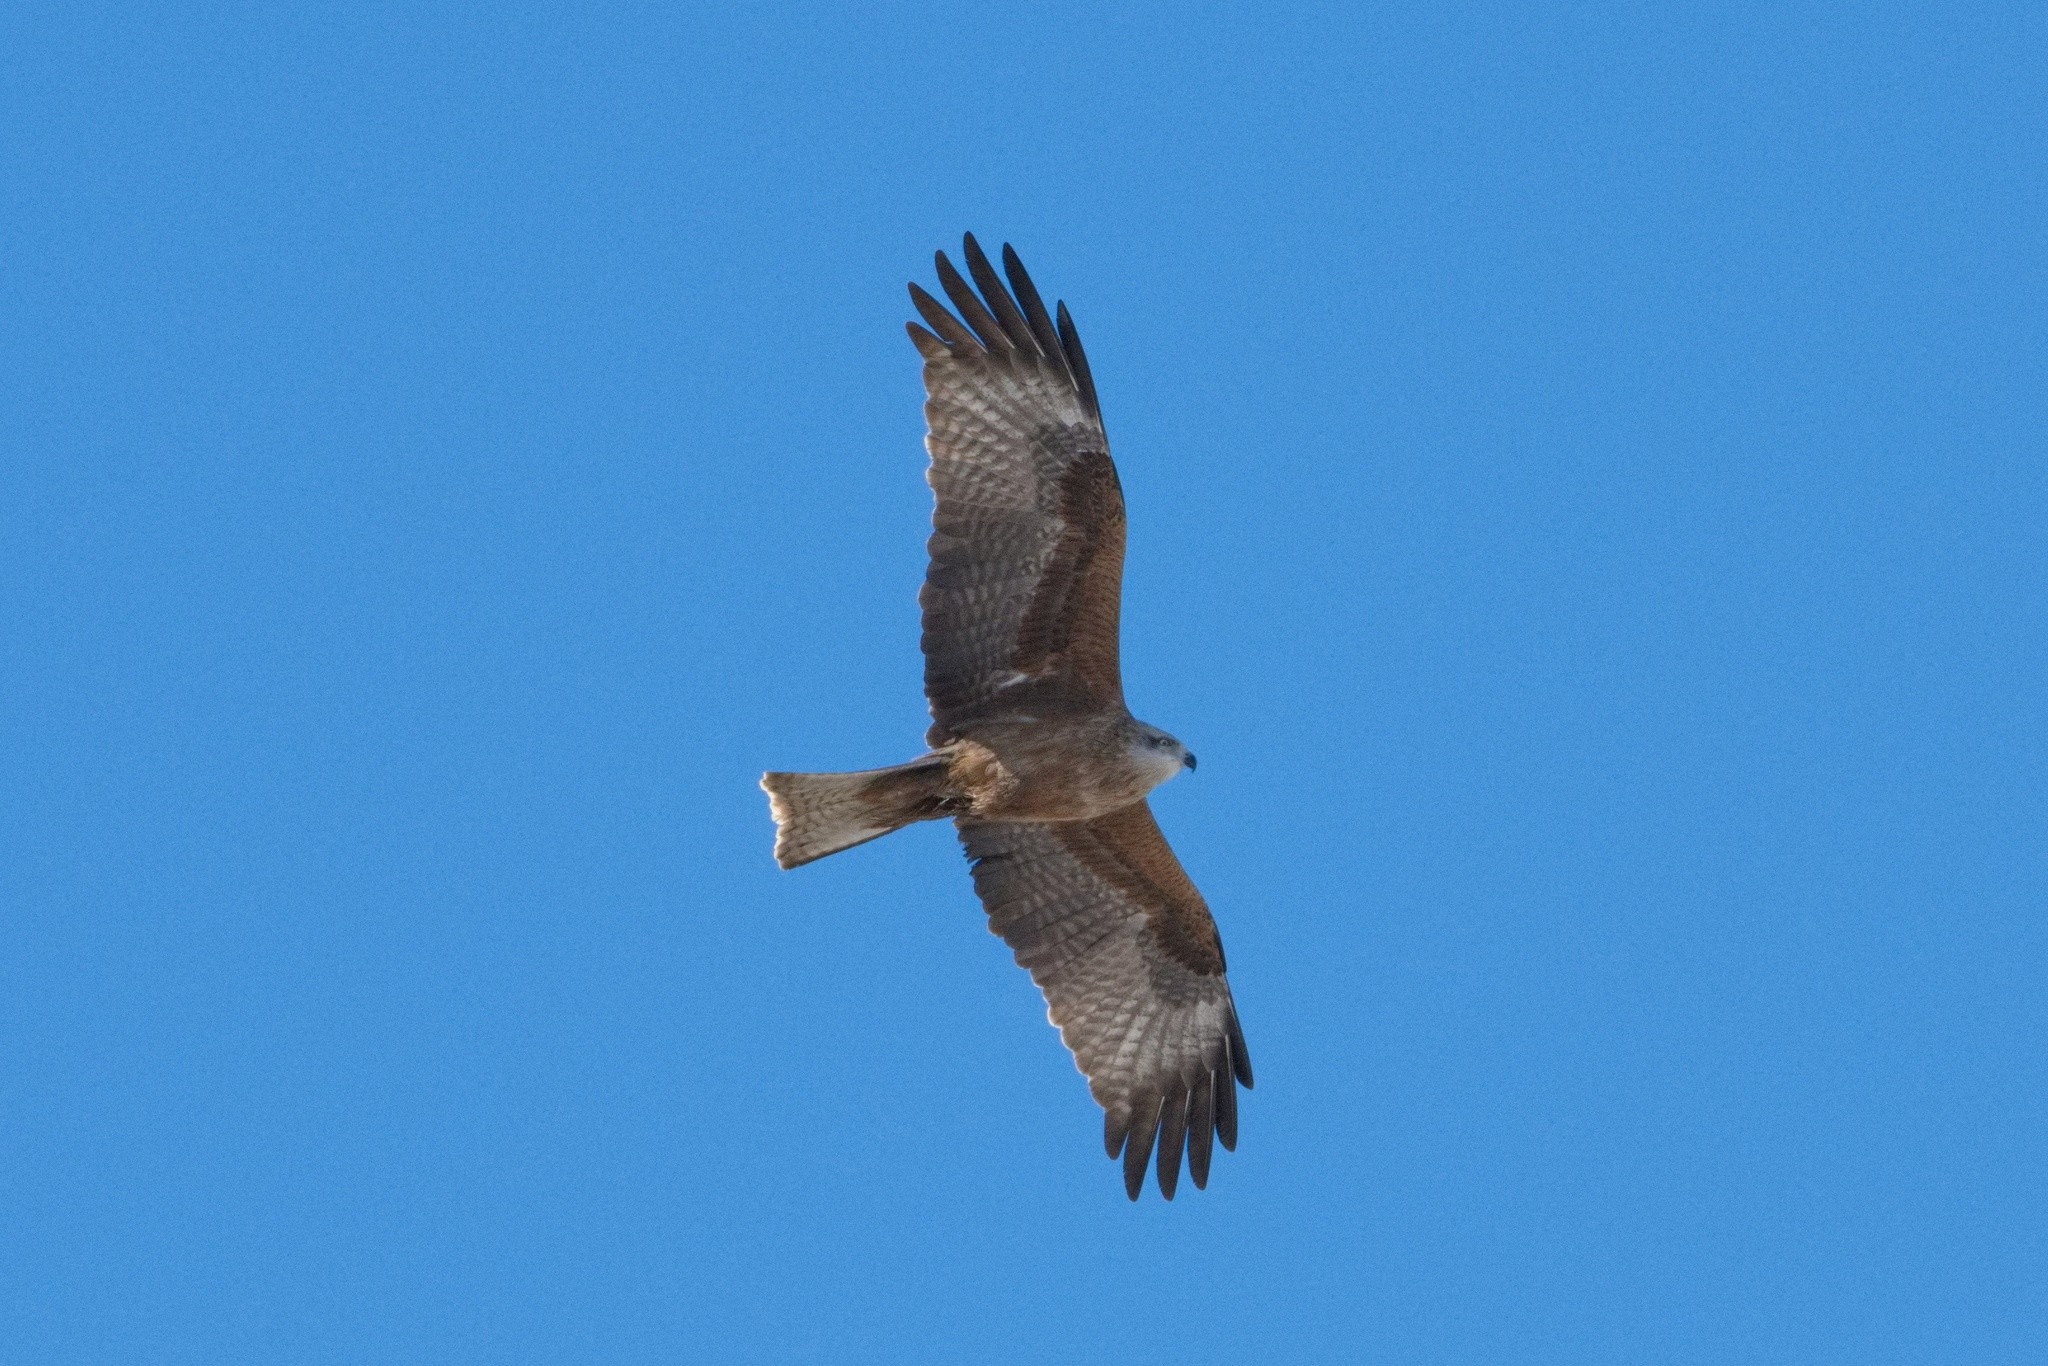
<box><xmin>4</xmin><ymin>2</ymin><xmax>2043</xmax><ymax>1361</ymax></box>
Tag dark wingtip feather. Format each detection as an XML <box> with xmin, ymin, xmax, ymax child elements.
<box><xmin>1104</xmin><ymin>1109</ymin><xmax>1130</xmax><ymax>1159</ymax></box>
<box><xmin>1000</xmin><ymin>243</ymin><xmax>1068</xmax><ymax>370</ymax></box>
<box><xmin>961</xmin><ymin>233</ymin><xmax>1037</xmax><ymax>354</ymax></box>
<box><xmin>924</xmin><ymin>235</ymin><xmax>1102</xmax><ymax>420</ymax></box>
<box><xmin>1227</xmin><ymin>1010</ymin><xmax>1254</xmax><ymax>1088</ymax></box>
<box><xmin>908</xmin><ymin>282</ymin><xmax>976</xmax><ymax>351</ymax></box>
<box><xmin>1187</xmin><ymin>1072</ymin><xmax>1215</xmax><ymax>1190</ymax></box>
<box><xmin>1215</xmin><ymin>1067</ymin><xmax>1238</xmax><ymax>1152</ymax></box>
<box><xmin>1055</xmin><ymin>301</ymin><xmax>1101</xmax><ymax>422</ymax></box>
<box><xmin>1155</xmin><ymin>1086</ymin><xmax>1188</xmax><ymax>1201</ymax></box>
<box><xmin>905</xmin><ymin>322</ymin><xmax>948</xmax><ymax>360</ymax></box>
<box><xmin>933</xmin><ymin>251</ymin><xmax>1010</xmax><ymax>354</ymax></box>
<box><xmin>1123</xmin><ymin>1097</ymin><xmax>1162</xmax><ymax>1201</ymax></box>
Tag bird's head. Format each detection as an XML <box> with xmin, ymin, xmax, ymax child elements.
<box><xmin>1128</xmin><ymin>720</ymin><xmax>1197</xmax><ymax>786</ymax></box>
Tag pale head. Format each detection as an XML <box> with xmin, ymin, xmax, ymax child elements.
<box><xmin>1125</xmin><ymin>719</ymin><xmax>1197</xmax><ymax>790</ymax></box>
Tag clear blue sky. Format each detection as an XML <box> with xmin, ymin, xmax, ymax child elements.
<box><xmin>5</xmin><ymin>3</ymin><xmax>2043</xmax><ymax>1362</ymax></box>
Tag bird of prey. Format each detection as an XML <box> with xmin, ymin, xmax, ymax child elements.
<box><xmin>762</xmin><ymin>235</ymin><xmax>1251</xmax><ymax>1201</ymax></box>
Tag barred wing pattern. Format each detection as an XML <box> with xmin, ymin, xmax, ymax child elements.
<box><xmin>908</xmin><ymin>235</ymin><xmax>1126</xmax><ymax>742</ymax></box>
<box><xmin>959</xmin><ymin>803</ymin><xmax>1253</xmax><ymax>1200</ymax></box>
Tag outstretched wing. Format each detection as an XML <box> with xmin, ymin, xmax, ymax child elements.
<box><xmin>908</xmin><ymin>235</ymin><xmax>1126</xmax><ymax>744</ymax></box>
<box><xmin>958</xmin><ymin>803</ymin><xmax>1254</xmax><ymax>1200</ymax></box>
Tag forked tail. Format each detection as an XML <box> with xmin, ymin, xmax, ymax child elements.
<box><xmin>760</xmin><ymin>756</ymin><xmax>952</xmax><ymax>869</ymax></box>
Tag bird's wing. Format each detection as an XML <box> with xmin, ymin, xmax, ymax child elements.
<box><xmin>957</xmin><ymin>802</ymin><xmax>1253</xmax><ymax>1200</ymax></box>
<box><xmin>908</xmin><ymin>235</ymin><xmax>1125</xmax><ymax>744</ymax></box>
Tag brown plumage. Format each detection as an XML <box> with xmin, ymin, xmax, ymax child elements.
<box><xmin>762</xmin><ymin>235</ymin><xmax>1251</xmax><ymax>1201</ymax></box>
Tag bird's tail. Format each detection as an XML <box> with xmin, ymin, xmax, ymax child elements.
<box><xmin>760</xmin><ymin>756</ymin><xmax>953</xmax><ymax>869</ymax></box>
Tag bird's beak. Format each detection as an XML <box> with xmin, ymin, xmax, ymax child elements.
<box><xmin>1183</xmin><ymin>752</ymin><xmax>1198</xmax><ymax>772</ymax></box>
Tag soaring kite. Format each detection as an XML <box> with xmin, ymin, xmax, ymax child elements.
<box><xmin>762</xmin><ymin>236</ymin><xmax>1251</xmax><ymax>1201</ymax></box>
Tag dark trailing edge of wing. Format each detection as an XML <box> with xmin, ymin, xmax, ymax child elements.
<box><xmin>904</xmin><ymin>234</ymin><xmax>1104</xmax><ymax>425</ymax></box>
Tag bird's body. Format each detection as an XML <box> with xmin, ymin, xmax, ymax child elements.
<box><xmin>947</xmin><ymin>705</ymin><xmax>1194</xmax><ymax>822</ymax></box>
<box><xmin>762</xmin><ymin>236</ymin><xmax>1251</xmax><ymax>1200</ymax></box>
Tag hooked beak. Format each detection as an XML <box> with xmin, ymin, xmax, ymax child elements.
<box><xmin>1183</xmin><ymin>752</ymin><xmax>1198</xmax><ymax>772</ymax></box>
